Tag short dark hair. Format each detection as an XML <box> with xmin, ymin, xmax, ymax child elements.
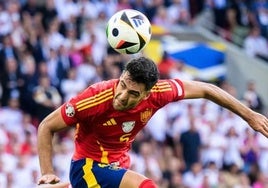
<box><xmin>124</xmin><ymin>57</ymin><xmax>159</xmax><ymax>91</ymax></box>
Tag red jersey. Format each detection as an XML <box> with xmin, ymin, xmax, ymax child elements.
<box><xmin>61</xmin><ymin>79</ymin><xmax>184</xmax><ymax>168</ymax></box>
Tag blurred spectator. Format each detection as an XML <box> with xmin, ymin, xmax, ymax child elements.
<box><xmin>217</xmin><ymin>109</ymin><xmax>248</xmax><ymax>138</ymax></box>
<box><xmin>188</xmin><ymin>0</ymin><xmax>205</xmax><ymax>19</ymax></box>
<box><xmin>20</xmin><ymin>0</ymin><xmax>40</xmax><ymax>18</ymax></box>
<box><xmin>11</xmin><ymin>154</ymin><xmax>36</xmax><ymax>188</ymax></box>
<box><xmin>152</xmin><ymin>5</ymin><xmax>174</xmax><ymax>28</ymax></box>
<box><xmin>60</xmin><ymin>67</ymin><xmax>87</xmax><ymax>102</ymax></box>
<box><xmin>76</xmin><ymin>53</ymin><xmax>101</xmax><ymax>85</ymax></box>
<box><xmin>19</xmin><ymin>129</ymin><xmax>36</xmax><ymax>156</ymax></box>
<box><xmin>166</xmin><ymin>101</ymin><xmax>194</xmax><ymax>148</ymax></box>
<box><xmin>145</xmin><ymin>0</ymin><xmax>164</xmax><ymax>22</ymax></box>
<box><xmin>228</xmin><ymin>0</ymin><xmax>252</xmax><ymax>27</ymax></box>
<box><xmin>207</xmin><ymin>0</ymin><xmax>228</xmax><ymax>29</ymax></box>
<box><xmin>202</xmin><ymin>120</ymin><xmax>227</xmax><ymax>169</ymax></box>
<box><xmin>167</xmin><ymin>0</ymin><xmax>191</xmax><ymax>25</ymax></box>
<box><xmin>78</xmin><ymin>0</ymin><xmax>99</xmax><ymax>20</ymax></box>
<box><xmin>53</xmin><ymin>140</ymin><xmax>74</xmax><ymax>183</ymax></box>
<box><xmin>244</xmin><ymin>26</ymin><xmax>268</xmax><ymax>60</ymax></box>
<box><xmin>0</xmin><ymin>2</ymin><xmax>13</xmax><ymax>36</ymax></box>
<box><xmin>0</xmin><ymin>159</ymin><xmax>7</xmax><ymax>187</ymax></box>
<box><xmin>0</xmin><ymin>97</ymin><xmax>24</xmax><ymax>136</ymax></box>
<box><xmin>130</xmin><ymin>0</ymin><xmax>148</xmax><ymax>14</ymax></box>
<box><xmin>236</xmin><ymin>172</ymin><xmax>252</xmax><ymax>188</ymax></box>
<box><xmin>182</xmin><ymin>162</ymin><xmax>204</xmax><ymax>188</ymax></box>
<box><xmin>116</xmin><ymin>0</ymin><xmax>131</xmax><ymax>11</ymax></box>
<box><xmin>0</xmin><ymin>57</ymin><xmax>24</xmax><ymax>106</ymax></box>
<box><xmin>47</xmin><ymin>17</ymin><xmax>65</xmax><ymax>50</ymax></box>
<box><xmin>218</xmin><ymin>163</ymin><xmax>241</xmax><ymax>188</ymax></box>
<box><xmin>223</xmin><ymin>126</ymin><xmax>244</xmax><ymax>168</ymax></box>
<box><xmin>63</xmin><ymin>21</ymin><xmax>82</xmax><ymax>50</ymax></box>
<box><xmin>203</xmin><ymin>161</ymin><xmax>219</xmax><ymax>187</ymax></box>
<box><xmin>159</xmin><ymin>146</ymin><xmax>184</xmax><ymax>187</ymax></box>
<box><xmin>40</xmin><ymin>0</ymin><xmax>58</xmax><ymax>31</ymax></box>
<box><xmin>252</xmin><ymin>171</ymin><xmax>268</xmax><ymax>188</ymax></box>
<box><xmin>242</xmin><ymin>80</ymin><xmax>264</xmax><ymax>114</ymax></box>
<box><xmin>169</xmin><ymin>59</ymin><xmax>194</xmax><ymax>80</ymax></box>
<box><xmin>130</xmin><ymin>141</ymin><xmax>162</xmax><ymax>184</ymax></box>
<box><xmin>46</xmin><ymin>48</ymin><xmax>62</xmax><ymax>88</ymax></box>
<box><xmin>251</xmin><ymin>0</ymin><xmax>268</xmax><ymax>38</ymax></box>
<box><xmin>179</xmin><ymin>112</ymin><xmax>202</xmax><ymax>172</ymax></box>
<box><xmin>0</xmin><ymin>143</ymin><xmax>17</xmax><ymax>174</ymax></box>
<box><xmin>146</xmin><ymin>107</ymin><xmax>169</xmax><ymax>145</ymax></box>
<box><xmin>0</xmin><ymin>124</ymin><xmax>8</xmax><ymax>146</ymax></box>
<box><xmin>19</xmin><ymin>52</ymin><xmax>39</xmax><ymax>114</ymax></box>
<box><xmin>55</xmin><ymin>0</ymin><xmax>79</xmax><ymax>23</ymax></box>
<box><xmin>57</xmin><ymin>44</ymin><xmax>74</xmax><ymax>82</ymax></box>
<box><xmin>256</xmin><ymin>133</ymin><xmax>268</xmax><ymax>175</ymax></box>
<box><xmin>157</xmin><ymin>51</ymin><xmax>176</xmax><ymax>79</ymax></box>
<box><xmin>169</xmin><ymin>171</ymin><xmax>184</xmax><ymax>188</ymax></box>
<box><xmin>94</xmin><ymin>0</ymin><xmax>117</xmax><ymax>21</ymax></box>
<box><xmin>240</xmin><ymin>128</ymin><xmax>259</xmax><ymax>174</ymax></box>
<box><xmin>8</xmin><ymin>1</ymin><xmax>26</xmax><ymax>50</ymax></box>
<box><xmin>0</xmin><ymin>34</ymin><xmax>20</xmax><ymax>78</ymax></box>
<box><xmin>223</xmin><ymin>6</ymin><xmax>249</xmax><ymax>47</ymax></box>
<box><xmin>32</xmin><ymin>75</ymin><xmax>62</xmax><ymax>122</ymax></box>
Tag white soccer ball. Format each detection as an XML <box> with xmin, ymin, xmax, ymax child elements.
<box><xmin>106</xmin><ymin>9</ymin><xmax>152</xmax><ymax>54</ymax></box>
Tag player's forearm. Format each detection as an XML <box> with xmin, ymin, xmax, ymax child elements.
<box><xmin>38</xmin><ymin>123</ymin><xmax>55</xmax><ymax>175</ymax></box>
<box><xmin>203</xmin><ymin>83</ymin><xmax>255</xmax><ymax>121</ymax></box>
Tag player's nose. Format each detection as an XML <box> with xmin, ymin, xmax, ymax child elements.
<box><xmin>119</xmin><ymin>90</ymin><xmax>128</xmax><ymax>102</ymax></box>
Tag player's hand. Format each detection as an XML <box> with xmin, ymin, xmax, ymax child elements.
<box><xmin>37</xmin><ymin>182</ymin><xmax>70</xmax><ymax>188</ymax></box>
<box><xmin>38</xmin><ymin>174</ymin><xmax>61</xmax><ymax>185</ymax></box>
<box><xmin>248</xmin><ymin>111</ymin><xmax>268</xmax><ymax>138</ymax></box>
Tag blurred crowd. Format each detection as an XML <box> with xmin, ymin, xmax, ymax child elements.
<box><xmin>0</xmin><ymin>0</ymin><xmax>267</xmax><ymax>188</ymax></box>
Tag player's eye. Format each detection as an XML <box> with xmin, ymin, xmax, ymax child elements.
<box><xmin>129</xmin><ymin>91</ymin><xmax>140</xmax><ymax>98</ymax></box>
<box><xmin>120</xmin><ymin>81</ymin><xmax>126</xmax><ymax>88</ymax></box>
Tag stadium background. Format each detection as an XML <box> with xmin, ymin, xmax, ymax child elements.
<box><xmin>0</xmin><ymin>0</ymin><xmax>267</xmax><ymax>187</ymax></box>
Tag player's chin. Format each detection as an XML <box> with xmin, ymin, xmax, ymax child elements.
<box><xmin>113</xmin><ymin>103</ymin><xmax>125</xmax><ymax>111</ymax></box>
<box><xmin>113</xmin><ymin>100</ymin><xmax>128</xmax><ymax>111</ymax></box>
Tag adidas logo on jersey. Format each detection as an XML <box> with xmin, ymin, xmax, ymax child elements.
<box><xmin>103</xmin><ymin>118</ymin><xmax>117</xmax><ymax>126</ymax></box>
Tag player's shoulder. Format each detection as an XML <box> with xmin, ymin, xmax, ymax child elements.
<box><xmin>90</xmin><ymin>79</ymin><xmax>118</xmax><ymax>91</ymax></box>
<box><xmin>150</xmin><ymin>79</ymin><xmax>184</xmax><ymax>100</ymax></box>
<box><xmin>93</xmin><ymin>79</ymin><xmax>118</xmax><ymax>87</ymax></box>
<box><xmin>152</xmin><ymin>79</ymin><xmax>183</xmax><ymax>91</ymax></box>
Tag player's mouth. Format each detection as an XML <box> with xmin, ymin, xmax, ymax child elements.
<box><xmin>113</xmin><ymin>98</ymin><xmax>127</xmax><ymax>110</ymax></box>
<box><xmin>117</xmin><ymin>99</ymin><xmax>126</xmax><ymax>107</ymax></box>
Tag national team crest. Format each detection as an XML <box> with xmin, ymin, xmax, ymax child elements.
<box><xmin>122</xmin><ymin>121</ymin><xmax>135</xmax><ymax>133</ymax></box>
<box><xmin>65</xmin><ymin>103</ymin><xmax>75</xmax><ymax>117</ymax></box>
<box><xmin>140</xmin><ymin>108</ymin><xmax>152</xmax><ymax>123</ymax></box>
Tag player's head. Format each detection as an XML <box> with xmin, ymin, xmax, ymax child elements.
<box><xmin>124</xmin><ymin>57</ymin><xmax>159</xmax><ymax>91</ymax></box>
<box><xmin>113</xmin><ymin>57</ymin><xmax>159</xmax><ymax>111</ymax></box>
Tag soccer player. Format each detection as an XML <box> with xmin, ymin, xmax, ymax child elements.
<box><xmin>37</xmin><ymin>57</ymin><xmax>268</xmax><ymax>188</ymax></box>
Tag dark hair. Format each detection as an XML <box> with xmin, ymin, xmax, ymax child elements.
<box><xmin>124</xmin><ymin>57</ymin><xmax>159</xmax><ymax>91</ymax></box>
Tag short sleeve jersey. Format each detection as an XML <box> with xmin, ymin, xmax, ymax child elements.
<box><xmin>61</xmin><ymin>78</ymin><xmax>184</xmax><ymax>168</ymax></box>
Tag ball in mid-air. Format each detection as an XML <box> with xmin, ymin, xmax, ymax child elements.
<box><xmin>106</xmin><ymin>9</ymin><xmax>151</xmax><ymax>54</ymax></box>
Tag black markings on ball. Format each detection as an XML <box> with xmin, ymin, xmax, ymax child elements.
<box><xmin>112</xmin><ymin>28</ymin><xmax>119</xmax><ymax>36</ymax></box>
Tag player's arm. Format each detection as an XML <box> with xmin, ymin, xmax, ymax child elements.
<box><xmin>37</xmin><ymin>107</ymin><xmax>69</xmax><ymax>185</ymax></box>
<box><xmin>182</xmin><ymin>80</ymin><xmax>268</xmax><ymax>137</ymax></box>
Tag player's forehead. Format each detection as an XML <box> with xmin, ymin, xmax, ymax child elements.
<box><xmin>120</xmin><ymin>72</ymin><xmax>146</xmax><ymax>92</ymax></box>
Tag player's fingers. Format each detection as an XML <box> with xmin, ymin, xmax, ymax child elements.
<box><xmin>260</xmin><ymin>119</ymin><xmax>268</xmax><ymax>138</ymax></box>
<box><xmin>37</xmin><ymin>182</ymin><xmax>70</xmax><ymax>188</ymax></box>
<box><xmin>38</xmin><ymin>175</ymin><xmax>60</xmax><ymax>185</ymax></box>
<box><xmin>261</xmin><ymin>129</ymin><xmax>268</xmax><ymax>138</ymax></box>
<box><xmin>264</xmin><ymin>124</ymin><xmax>268</xmax><ymax>137</ymax></box>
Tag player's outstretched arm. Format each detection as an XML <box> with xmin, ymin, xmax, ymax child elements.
<box><xmin>182</xmin><ymin>80</ymin><xmax>268</xmax><ymax>137</ymax></box>
<box><xmin>37</xmin><ymin>107</ymin><xmax>69</xmax><ymax>185</ymax></box>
